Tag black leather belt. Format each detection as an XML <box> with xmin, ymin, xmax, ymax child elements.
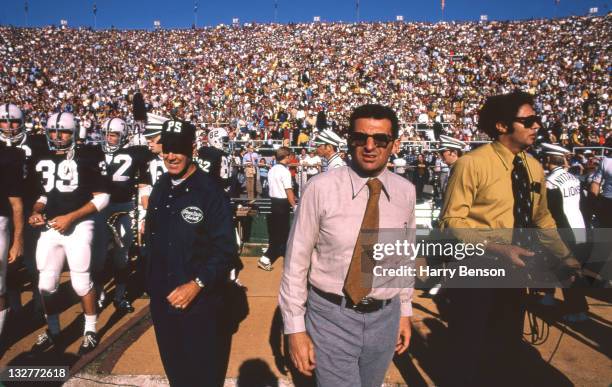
<box><xmin>311</xmin><ymin>286</ymin><xmax>391</xmax><ymax>314</ymax></box>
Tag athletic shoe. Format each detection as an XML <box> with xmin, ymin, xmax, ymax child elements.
<box><xmin>78</xmin><ymin>331</ymin><xmax>98</xmax><ymax>355</ymax></box>
<box><xmin>257</xmin><ymin>258</ymin><xmax>273</xmax><ymax>271</ymax></box>
<box><xmin>97</xmin><ymin>290</ymin><xmax>107</xmax><ymax>310</ymax></box>
<box><xmin>113</xmin><ymin>298</ymin><xmax>135</xmax><ymax>313</ymax></box>
<box><xmin>30</xmin><ymin>330</ymin><xmax>59</xmax><ymax>354</ymax></box>
<box><xmin>428</xmin><ymin>283</ymin><xmax>442</xmax><ymax>296</ymax></box>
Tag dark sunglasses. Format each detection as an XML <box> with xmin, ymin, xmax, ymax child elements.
<box><xmin>513</xmin><ymin>115</ymin><xmax>541</xmax><ymax>128</ymax></box>
<box><xmin>349</xmin><ymin>132</ymin><xmax>394</xmax><ymax>148</ymax></box>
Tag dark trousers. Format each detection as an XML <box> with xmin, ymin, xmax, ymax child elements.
<box><xmin>414</xmin><ymin>177</ymin><xmax>426</xmax><ymax>201</ymax></box>
<box><xmin>598</xmin><ymin>197</ymin><xmax>612</xmax><ymax>228</ymax></box>
<box><xmin>150</xmin><ymin>294</ymin><xmax>225</xmax><ymax>387</ymax></box>
<box><xmin>444</xmin><ymin>288</ymin><xmax>526</xmax><ymax>386</ymax></box>
<box><xmin>264</xmin><ymin>198</ymin><xmax>290</xmax><ymax>263</ymax></box>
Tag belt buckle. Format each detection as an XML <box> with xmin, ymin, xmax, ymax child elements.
<box><xmin>352</xmin><ymin>297</ymin><xmax>375</xmax><ymax>313</ymax></box>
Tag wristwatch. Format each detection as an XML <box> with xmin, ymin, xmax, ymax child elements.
<box><xmin>193</xmin><ymin>277</ymin><xmax>205</xmax><ymax>288</ymax></box>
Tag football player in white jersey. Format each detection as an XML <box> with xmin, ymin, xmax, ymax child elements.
<box><xmin>540</xmin><ymin>143</ymin><xmax>589</xmax><ymax>322</ymax></box>
<box><xmin>313</xmin><ymin>129</ymin><xmax>346</xmax><ymax>171</ymax></box>
<box><xmin>92</xmin><ymin>117</ymin><xmax>150</xmax><ymax>313</ymax></box>
<box><xmin>28</xmin><ymin>112</ymin><xmax>110</xmax><ymax>355</ymax></box>
<box><xmin>543</xmin><ymin>144</ymin><xmax>586</xmax><ymax>232</ymax></box>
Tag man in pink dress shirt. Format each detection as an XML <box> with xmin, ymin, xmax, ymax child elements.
<box><xmin>279</xmin><ymin>104</ymin><xmax>416</xmax><ymax>386</ymax></box>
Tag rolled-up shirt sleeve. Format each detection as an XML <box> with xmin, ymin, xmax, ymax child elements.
<box><xmin>279</xmin><ymin>180</ymin><xmax>320</xmax><ymax>334</ymax></box>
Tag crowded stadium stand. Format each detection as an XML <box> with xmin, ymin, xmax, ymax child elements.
<box><xmin>1</xmin><ymin>16</ymin><xmax>609</xmax><ymax>146</ymax></box>
<box><xmin>0</xmin><ymin>12</ymin><xmax>611</xmax><ymax>387</ymax></box>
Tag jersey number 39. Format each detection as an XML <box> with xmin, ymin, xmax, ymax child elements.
<box><xmin>36</xmin><ymin>160</ymin><xmax>79</xmax><ymax>193</ymax></box>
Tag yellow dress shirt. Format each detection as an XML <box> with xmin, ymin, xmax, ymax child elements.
<box><xmin>441</xmin><ymin>141</ymin><xmax>571</xmax><ymax>259</ymax></box>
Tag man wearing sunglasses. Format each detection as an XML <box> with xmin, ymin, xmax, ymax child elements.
<box><xmin>280</xmin><ymin>104</ymin><xmax>415</xmax><ymax>386</ymax></box>
<box><xmin>440</xmin><ymin>91</ymin><xmax>578</xmax><ymax>386</ymax></box>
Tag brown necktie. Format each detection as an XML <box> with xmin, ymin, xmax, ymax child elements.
<box><xmin>344</xmin><ymin>178</ymin><xmax>382</xmax><ymax>304</ymax></box>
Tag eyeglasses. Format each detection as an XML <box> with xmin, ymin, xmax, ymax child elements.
<box><xmin>513</xmin><ymin>115</ymin><xmax>541</xmax><ymax>128</ymax></box>
<box><xmin>349</xmin><ymin>132</ymin><xmax>394</xmax><ymax>148</ymax></box>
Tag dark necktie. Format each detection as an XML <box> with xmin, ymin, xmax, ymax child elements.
<box><xmin>344</xmin><ymin>178</ymin><xmax>382</xmax><ymax>304</ymax></box>
<box><xmin>512</xmin><ymin>155</ymin><xmax>533</xmax><ymax>246</ymax></box>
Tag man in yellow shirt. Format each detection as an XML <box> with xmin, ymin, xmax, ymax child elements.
<box><xmin>440</xmin><ymin>91</ymin><xmax>576</xmax><ymax>386</ymax></box>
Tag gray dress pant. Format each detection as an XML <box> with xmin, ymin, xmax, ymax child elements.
<box><xmin>305</xmin><ymin>287</ymin><xmax>400</xmax><ymax>387</ymax></box>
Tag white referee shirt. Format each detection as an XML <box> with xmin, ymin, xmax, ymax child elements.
<box><xmin>326</xmin><ymin>153</ymin><xmax>346</xmax><ymax>171</ymax></box>
<box><xmin>268</xmin><ymin>164</ymin><xmax>292</xmax><ymax>199</ymax></box>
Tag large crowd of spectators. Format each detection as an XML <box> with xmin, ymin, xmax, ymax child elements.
<box><xmin>0</xmin><ymin>15</ymin><xmax>610</xmax><ymax>148</ymax></box>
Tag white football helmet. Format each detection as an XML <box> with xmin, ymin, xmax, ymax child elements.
<box><xmin>46</xmin><ymin>112</ymin><xmax>77</xmax><ymax>151</ymax></box>
<box><xmin>207</xmin><ymin>128</ymin><xmax>229</xmax><ymax>150</ymax></box>
<box><xmin>0</xmin><ymin>103</ymin><xmax>26</xmax><ymax>145</ymax></box>
<box><xmin>101</xmin><ymin>117</ymin><xmax>128</xmax><ymax>153</ymax></box>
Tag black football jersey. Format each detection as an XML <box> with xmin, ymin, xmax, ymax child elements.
<box><xmin>15</xmin><ymin>134</ymin><xmax>49</xmax><ymax>203</ymax></box>
<box><xmin>195</xmin><ymin>146</ymin><xmax>229</xmax><ymax>186</ymax></box>
<box><xmin>0</xmin><ymin>144</ymin><xmax>26</xmax><ymax>217</ymax></box>
<box><xmin>33</xmin><ymin>145</ymin><xmax>107</xmax><ymax>219</ymax></box>
<box><xmin>102</xmin><ymin>145</ymin><xmax>151</xmax><ymax>203</ymax></box>
<box><xmin>146</xmin><ymin>155</ymin><xmax>167</xmax><ymax>187</ymax></box>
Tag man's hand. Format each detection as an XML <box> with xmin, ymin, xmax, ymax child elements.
<box><xmin>8</xmin><ymin>238</ymin><xmax>24</xmax><ymax>264</ymax></box>
<box><xmin>28</xmin><ymin>212</ymin><xmax>46</xmax><ymax>227</ymax></box>
<box><xmin>166</xmin><ymin>281</ymin><xmax>202</xmax><ymax>310</ymax></box>
<box><xmin>487</xmin><ymin>243</ymin><xmax>534</xmax><ymax>267</ymax></box>
<box><xmin>287</xmin><ymin>331</ymin><xmax>316</xmax><ymax>376</ymax></box>
<box><xmin>49</xmin><ymin>214</ymin><xmax>75</xmax><ymax>234</ymax></box>
<box><xmin>395</xmin><ymin>316</ymin><xmax>411</xmax><ymax>355</ymax></box>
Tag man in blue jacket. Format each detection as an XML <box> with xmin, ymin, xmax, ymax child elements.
<box><xmin>145</xmin><ymin>119</ymin><xmax>236</xmax><ymax>387</ymax></box>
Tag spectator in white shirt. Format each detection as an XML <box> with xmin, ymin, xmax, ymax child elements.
<box><xmin>302</xmin><ymin>149</ymin><xmax>322</xmax><ymax>181</ymax></box>
<box><xmin>258</xmin><ymin>147</ymin><xmax>296</xmax><ymax>271</ymax></box>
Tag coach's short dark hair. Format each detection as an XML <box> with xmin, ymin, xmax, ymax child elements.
<box><xmin>349</xmin><ymin>104</ymin><xmax>400</xmax><ymax>139</ymax></box>
<box><xmin>478</xmin><ymin>90</ymin><xmax>535</xmax><ymax>140</ymax></box>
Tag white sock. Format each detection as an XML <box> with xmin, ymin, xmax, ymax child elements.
<box><xmin>84</xmin><ymin>314</ymin><xmax>97</xmax><ymax>335</ymax></box>
<box><xmin>259</xmin><ymin>256</ymin><xmax>271</xmax><ymax>265</ymax></box>
<box><xmin>46</xmin><ymin>314</ymin><xmax>60</xmax><ymax>336</ymax></box>
<box><xmin>98</xmin><ymin>289</ymin><xmax>106</xmax><ymax>302</ymax></box>
<box><xmin>0</xmin><ymin>308</ymin><xmax>9</xmax><ymax>336</ymax></box>
<box><xmin>114</xmin><ymin>284</ymin><xmax>126</xmax><ymax>302</ymax></box>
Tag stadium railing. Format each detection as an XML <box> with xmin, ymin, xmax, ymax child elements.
<box><xmin>572</xmin><ymin>147</ymin><xmax>611</xmax><ymax>157</ymax></box>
